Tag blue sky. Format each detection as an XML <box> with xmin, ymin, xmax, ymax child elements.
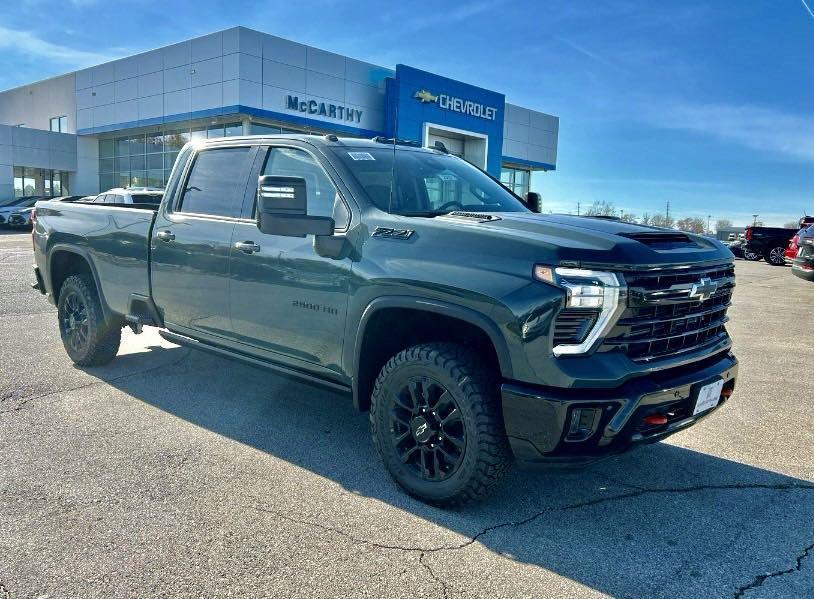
<box><xmin>1</xmin><ymin>0</ymin><xmax>812</xmax><ymax>226</ymax></box>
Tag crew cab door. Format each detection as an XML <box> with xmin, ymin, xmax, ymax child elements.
<box><xmin>151</xmin><ymin>144</ymin><xmax>256</xmax><ymax>339</ymax></box>
<box><xmin>228</xmin><ymin>144</ymin><xmax>352</xmax><ymax>374</ymax></box>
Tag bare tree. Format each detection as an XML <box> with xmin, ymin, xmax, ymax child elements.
<box><xmin>676</xmin><ymin>217</ymin><xmax>706</xmax><ymax>234</ymax></box>
<box><xmin>784</xmin><ymin>220</ymin><xmax>801</xmax><ymax>229</ymax></box>
<box><xmin>584</xmin><ymin>200</ymin><xmax>618</xmax><ymax>217</ymax></box>
<box><xmin>715</xmin><ymin>219</ymin><xmax>733</xmax><ymax>231</ymax></box>
<box><xmin>650</xmin><ymin>213</ymin><xmax>675</xmax><ymax>228</ymax></box>
<box><xmin>619</xmin><ymin>212</ymin><xmax>638</xmax><ymax>223</ymax></box>
<box><xmin>640</xmin><ymin>213</ymin><xmax>653</xmax><ymax>226</ymax></box>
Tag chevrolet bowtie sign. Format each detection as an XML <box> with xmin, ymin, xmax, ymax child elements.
<box><xmin>413</xmin><ymin>89</ymin><xmax>498</xmax><ymax>121</ymax></box>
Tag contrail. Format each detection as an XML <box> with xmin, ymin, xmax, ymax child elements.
<box><xmin>801</xmin><ymin>0</ymin><xmax>814</xmax><ymax>19</ymax></box>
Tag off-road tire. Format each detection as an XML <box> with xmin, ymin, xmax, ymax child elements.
<box><xmin>765</xmin><ymin>246</ymin><xmax>786</xmax><ymax>266</ymax></box>
<box><xmin>370</xmin><ymin>342</ymin><xmax>512</xmax><ymax>507</ymax></box>
<box><xmin>57</xmin><ymin>274</ymin><xmax>121</xmax><ymax>366</ymax></box>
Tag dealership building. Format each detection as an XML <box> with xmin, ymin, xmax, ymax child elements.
<box><xmin>0</xmin><ymin>26</ymin><xmax>558</xmax><ymax>201</ymax></box>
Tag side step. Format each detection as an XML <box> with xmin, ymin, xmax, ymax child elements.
<box><xmin>158</xmin><ymin>329</ymin><xmax>351</xmax><ymax>394</ymax></box>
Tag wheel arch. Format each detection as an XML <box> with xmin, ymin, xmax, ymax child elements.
<box><xmin>350</xmin><ymin>296</ymin><xmax>513</xmax><ymax>411</ymax></box>
<box><xmin>47</xmin><ymin>245</ymin><xmax>113</xmax><ymax>321</ymax></box>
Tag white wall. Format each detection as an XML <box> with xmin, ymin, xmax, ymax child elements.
<box><xmin>502</xmin><ymin>103</ymin><xmax>558</xmax><ymax>168</ymax></box>
<box><xmin>0</xmin><ymin>74</ymin><xmax>77</xmax><ymax>133</ymax></box>
<box><xmin>74</xmin><ymin>136</ymin><xmax>99</xmax><ymax>195</ymax></box>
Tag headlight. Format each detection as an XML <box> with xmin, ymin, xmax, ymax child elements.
<box><xmin>534</xmin><ymin>265</ymin><xmax>626</xmax><ymax>356</ymax></box>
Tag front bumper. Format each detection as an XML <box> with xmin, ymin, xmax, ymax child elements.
<box><xmin>502</xmin><ymin>352</ymin><xmax>738</xmax><ymax>464</ymax></box>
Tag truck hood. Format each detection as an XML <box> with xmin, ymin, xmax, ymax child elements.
<box><xmin>413</xmin><ymin>212</ymin><xmax>733</xmax><ymax>270</ymax></box>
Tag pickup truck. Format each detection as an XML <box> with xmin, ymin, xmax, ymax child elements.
<box><xmin>744</xmin><ymin>225</ymin><xmax>799</xmax><ymax>266</ymax></box>
<box><xmin>32</xmin><ymin>135</ymin><xmax>739</xmax><ymax>506</ymax></box>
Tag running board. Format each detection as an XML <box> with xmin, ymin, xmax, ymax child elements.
<box><xmin>158</xmin><ymin>329</ymin><xmax>351</xmax><ymax>394</ymax></box>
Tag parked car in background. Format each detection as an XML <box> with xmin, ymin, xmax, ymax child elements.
<box><xmin>0</xmin><ymin>196</ymin><xmax>44</xmax><ymax>226</ymax></box>
<box><xmin>7</xmin><ymin>207</ymin><xmax>36</xmax><ymax>228</ymax></box>
<box><xmin>727</xmin><ymin>233</ymin><xmax>736</xmax><ymax>241</ymax></box>
<box><xmin>727</xmin><ymin>239</ymin><xmax>759</xmax><ymax>261</ymax></box>
<box><xmin>791</xmin><ymin>224</ymin><xmax>814</xmax><ymax>281</ymax></box>
<box><xmin>743</xmin><ymin>225</ymin><xmax>799</xmax><ymax>265</ymax></box>
<box><xmin>92</xmin><ymin>187</ymin><xmax>163</xmax><ymax>205</ymax></box>
<box><xmin>784</xmin><ymin>217</ymin><xmax>814</xmax><ymax>264</ymax></box>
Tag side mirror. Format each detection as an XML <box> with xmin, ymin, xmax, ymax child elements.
<box><xmin>524</xmin><ymin>191</ymin><xmax>541</xmax><ymax>213</ymax></box>
<box><xmin>257</xmin><ymin>175</ymin><xmax>334</xmax><ymax>237</ymax></box>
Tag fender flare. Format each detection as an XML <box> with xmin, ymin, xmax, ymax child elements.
<box><xmin>350</xmin><ymin>295</ymin><xmax>514</xmax><ymax>410</ymax></box>
<box><xmin>46</xmin><ymin>244</ymin><xmax>114</xmax><ymax>321</ymax></box>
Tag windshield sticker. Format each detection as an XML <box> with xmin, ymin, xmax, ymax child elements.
<box><xmin>348</xmin><ymin>152</ymin><xmax>375</xmax><ymax>161</ymax></box>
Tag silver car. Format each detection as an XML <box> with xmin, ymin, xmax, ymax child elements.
<box><xmin>92</xmin><ymin>187</ymin><xmax>163</xmax><ymax>205</ymax></box>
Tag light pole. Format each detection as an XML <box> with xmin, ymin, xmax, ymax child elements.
<box><xmin>752</xmin><ymin>214</ymin><xmax>759</xmax><ymax>226</ymax></box>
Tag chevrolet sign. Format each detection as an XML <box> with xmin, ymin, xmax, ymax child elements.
<box><xmin>413</xmin><ymin>89</ymin><xmax>498</xmax><ymax>121</ymax></box>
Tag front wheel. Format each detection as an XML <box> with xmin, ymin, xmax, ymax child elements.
<box><xmin>57</xmin><ymin>274</ymin><xmax>121</xmax><ymax>366</ymax></box>
<box><xmin>765</xmin><ymin>246</ymin><xmax>787</xmax><ymax>266</ymax></box>
<box><xmin>370</xmin><ymin>343</ymin><xmax>512</xmax><ymax>507</ymax></box>
<box><xmin>743</xmin><ymin>248</ymin><xmax>760</xmax><ymax>261</ymax></box>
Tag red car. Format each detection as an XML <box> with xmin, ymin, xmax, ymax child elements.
<box><xmin>784</xmin><ymin>216</ymin><xmax>814</xmax><ymax>264</ymax></box>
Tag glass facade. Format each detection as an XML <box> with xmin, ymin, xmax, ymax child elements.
<box><xmin>500</xmin><ymin>167</ymin><xmax>531</xmax><ymax>198</ymax></box>
<box><xmin>13</xmin><ymin>167</ymin><xmax>69</xmax><ymax>197</ymax></box>
<box><xmin>98</xmin><ymin>122</ymin><xmax>242</xmax><ymax>191</ymax></box>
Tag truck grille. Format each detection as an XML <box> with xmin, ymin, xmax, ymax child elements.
<box><xmin>602</xmin><ymin>263</ymin><xmax>735</xmax><ymax>362</ymax></box>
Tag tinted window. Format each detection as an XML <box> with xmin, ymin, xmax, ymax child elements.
<box><xmin>260</xmin><ymin>147</ymin><xmax>349</xmax><ymax>228</ymax></box>
<box><xmin>179</xmin><ymin>147</ymin><xmax>251</xmax><ymax>217</ymax></box>
<box><xmin>131</xmin><ymin>194</ymin><xmax>162</xmax><ymax>205</ymax></box>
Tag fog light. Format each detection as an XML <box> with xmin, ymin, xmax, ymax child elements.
<box><xmin>566</xmin><ymin>408</ymin><xmax>598</xmax><ymax>442</ymax></box>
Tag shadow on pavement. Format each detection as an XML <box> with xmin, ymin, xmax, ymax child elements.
<box><xmin>92</xmin><ymin>342</ymin><xmax>814</xmax><ymax>598</ymax></box>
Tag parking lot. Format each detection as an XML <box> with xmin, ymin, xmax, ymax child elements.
<box><xmin>0</xmin><ymin>229</ymin><xmax>812</xmax><ymax>599</ymax></box>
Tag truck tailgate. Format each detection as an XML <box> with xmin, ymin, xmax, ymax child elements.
<box><xmin>35</xmin><ymin>201</ymin><xmax>157</xmax><ymax>316</ymax></box>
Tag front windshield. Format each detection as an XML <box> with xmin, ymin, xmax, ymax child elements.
<box><xmin>331</xmin><ymin>147</ymin><xmax>528</xmax><ymax>216</ymax></box>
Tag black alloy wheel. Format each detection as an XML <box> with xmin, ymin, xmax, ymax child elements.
<box><xmin>766</xmin><ymin>246</ymin><xmax>786</xmax><ymax>266</ymax></box>
<box><xmin>390</xmin><ymin>376</ymin><xmax>466</xmax><ymax>482</ymax></box>
<box><xmin>60</xmin><ymin>290</ymin><xmax>89</xmax><ymax>354</ymax></box>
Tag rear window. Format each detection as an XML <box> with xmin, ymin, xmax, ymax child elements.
<box><xmin>178</xmin><ymin>147</ymin><xmax>251</xmax><ymax>217</ymax></box>
<box><xmin>131</xmin><ymin>194</ymin><xmax>162</xmax><ymax>205</ymax></box>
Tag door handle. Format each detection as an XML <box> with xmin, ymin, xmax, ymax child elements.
<box><xmin>156</xmin><ymin>230</ymin><xmax>175</xmax><ymax>242</ymax></box>
<box><xmin>235</xmin><ymin>241</ymin><xmax>261</xmax><ymax>254</ymax></box>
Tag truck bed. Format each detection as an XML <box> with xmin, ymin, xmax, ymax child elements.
<box><xmin>35</xmin><ymin>200</ymin><xmax>157</xmax><ymax>316</ymax></box>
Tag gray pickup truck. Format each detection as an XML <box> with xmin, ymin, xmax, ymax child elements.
<box><xmin>32</xmin><ymin>135</ymin><xmax>738</xmax><ymax>505</ymax></box>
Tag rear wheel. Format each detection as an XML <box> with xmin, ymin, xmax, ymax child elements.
<box><xmin>370</xmin><ymin>342</ymin><xmax>512</xmax><ymax>507</ymax></box>
<box><xmin>57</xmin><ymin>274</ymin><xmax>121</xmax><ymax>366</ymax></box>
<box><xmin>765</xmin><ymin>246</ymin><xmax>786</xmax><ymax>266</ymax></box>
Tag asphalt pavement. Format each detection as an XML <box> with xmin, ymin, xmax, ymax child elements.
<box><xmin>0</xmin><ymin>229</ymin><xmax>812</xmax><ymax>598</ymax></box>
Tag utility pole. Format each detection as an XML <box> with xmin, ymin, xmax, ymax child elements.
<box><xmin>576</xmin><ymin>201</ymin><xmax>580</xmax><ymax>216</ymax></box>
<box><xmin>666</xmin><ymin>200</ymin><xmax>670</xmax><ymax>223</ymax></box>
<box><xmin>707</xmin><ymin>214</ymin><xmax>711</xmax><ymax>233</ymax></box>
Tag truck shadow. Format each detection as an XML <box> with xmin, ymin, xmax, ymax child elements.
<box><xmin>98</xmin><ymin>342</ymin><xmax>814</xmax><ymax>598</ymax></box>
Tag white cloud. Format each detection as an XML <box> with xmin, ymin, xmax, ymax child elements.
<box><xmin>641</xmin><ymin>101</ymin><xmax>814</xmax><ymax>163</ymax></box>
<box><xmin>0</xmin><ymin>26</ymin><xmax>110</xmax><ymax>68</ymax></box>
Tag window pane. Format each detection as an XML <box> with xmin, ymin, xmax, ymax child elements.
<box><xmin>147</xmin><ymin>170</ymin><xmax>164</xmax><ymax>188</ymax></box>
<box><xmin>163</xmin><ymin>130</ymin><xmax>190</xmax><ymax>150</ymax></box>
<box><xmin>145</xmin><ymin>132</ymin><xmax>163</xmax><ymax>153</ymax></box>
<box><xmin>190</xmin><ymin>127</ymin><xmax>206</xmax><ymax>141</ymax></box>
<box><xmin>14</xmin><ymin>175</ymin><xmax>23</xmax><ymax>197</ymax></box>
<box><xmin>59</xmin><ymin>116</ymin><xmax>67</xmax><ymax>132</ymax></box>
<box><xmin>261</xmin><ymin>147</ymin><xmax>346</xmax><ymax>227</ymax></box>
<box><xmin>207</xmin><ymin>124</ymin><xmax>224</xmax><ymax>139</ymax></box>
<box><xmin>116</xmin><ymin>156</ymin><xmax>129</xmax><ymax>172</ymax></box>
<box><xmin>250</xmin><ymin>123</ymin><xmax>282</xmax><ymax>135</ymax></box>
<box><xmin>164</xmin><ymin>151</ymin><xmax>179</xmax><ymax>170</ymax></box>
<box><xmin>99</xmin><ymin>173</ymin><xmax>115</xmax><ymax>191</ymax></box>
<box><xmin>50</xmin><ymin>117</ymin><xmax>58</xmax><ymax>132</ymax></box>
<box><xmin>117</xmin><ymin>173</ymin><xmax>130</xmax><ymax>188</ymax></box>
<box><xmin>146</xmin><ymin>153</ymin><xmax>163</xmax><ymax>170</ymax></box>
<box><xmin>130</xmin><ymin>154</ymin><xmax>146</xmax><ymax>171</ymax></box>
<box><xmin>224</xmin><ymin>122</ymin><xmax>242</xmax><ymax>136</ymax></box>
<box><xmin>116</xmin><ymin>137</ymin><xmax>130</xmax><ymax>156</ymax></box>
<box><xmin>130</xmin><ymin>171</ymin><xmax>147</xmax><ymax>187</ymax></box>
<box><xmin>99</xmin><ymin>139</ymin><xmax>115</xmax><ymax>158</ymax></box>
<box><xmin>99</xmin><ymin>158</ymin><xmax>115</xmax><ymax>173</ymax></box>
<box><xmin>178</xmin><ymin>147</ymin><xmax>251</xmax><ymax>217</ymax></box>
<box><xmin>514</xmin><ymin>170</ymin><xmax>528</xmax><ymax>185</ymax></box>
<box><xmin>500</xmin><ymin>169</ymin><xmax>512</xmax><ymax>184</ymax></box>
<box><xmin>129</xmin><ymin>135</ymin><xmax>146</xmax><ymax>156</ymax></box>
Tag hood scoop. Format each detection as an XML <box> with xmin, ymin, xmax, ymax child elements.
<box><xmin>619</xmin><ymin>231</ymin><xmax>698</xmax><ymax>249</ymax></box>
<box><xmin>442</xmin><ymin>211</ymin><xmax>502</xmax><ymax>223</ymax></box>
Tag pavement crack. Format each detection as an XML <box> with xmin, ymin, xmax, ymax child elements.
<box><xmin>249</xmin><ymin>483</ymin><xmax>814</xmax><ymax>557</ymax></box>
<box><xmin>732</xmin><ymin>542</ymin><xmax>814</xmax><ymax>598</ymax></box>
<box><xmin>420</xmin><ymin>552</ymin><xmax>450</xmax><ymax>599</ymax></box>
<box><xmin>0</xmin><ymin>348</ymin><xmax>192</xmax><ymax>414</ymax></box>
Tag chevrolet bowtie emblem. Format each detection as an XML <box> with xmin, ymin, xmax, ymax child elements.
<box><xmin>414</xmin><ymin>89</ymin><xmax>438</xmax><ymax>103</ymax></box>
<box><xmin>689</xmin><ymin>277</ymin><xmax>718</xmax><ymax>302</ymax></box>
